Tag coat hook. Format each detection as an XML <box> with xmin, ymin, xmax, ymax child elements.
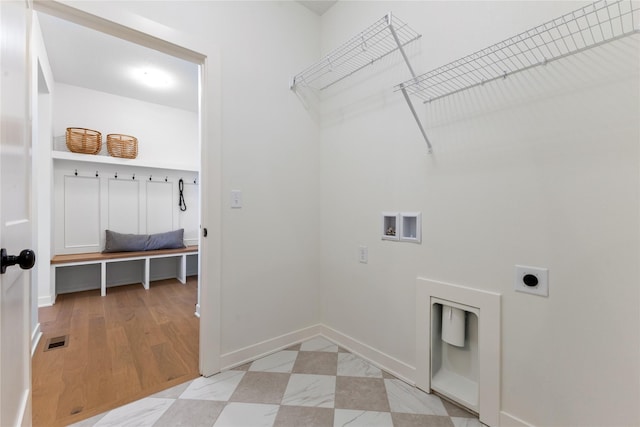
<box><xmin>194</xmin><ymin>178</ymin><xmax>197</xmax><ymax>184</ymax></box>
<box><xmin>149</xmin><ymin>175</ymin><xmax>152</xmax><ymax>181</ymax></box>
<box><xmin>96</xmin><ymin>171</ymin><xmax>99</xmax><ymax>177</ymax></box>
<box><xmin>115</xmin><ymin>172</ymin><xmax>118</xmax><ymax>179</ymax></box>
<box><xmin>165</xmin><ymin>176</ymin><xmax>168</xmax><ymax>182</ymax></box>
<box><xmin>74</xmin><ymin>169</ymin><xmax>78</xmax><ymax>176</ymax></box>
<box><xmin>132</xmin><ymin>173</ymin><xmax>136</xmax><ymax>180</ymax></box>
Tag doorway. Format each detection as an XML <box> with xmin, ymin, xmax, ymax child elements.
<box><xmin>30</xmin><ymin>2</ymin><xmax>219</xmax><ymax>424</ymax></box>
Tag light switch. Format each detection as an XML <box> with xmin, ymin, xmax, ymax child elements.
<box><xmin>231</xmin><ymin>190</ymin><xmax>242</xmax><ymax>208</ymax></box>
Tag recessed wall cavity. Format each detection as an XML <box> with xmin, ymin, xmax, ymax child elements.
<box><xmin>416</xmin><ymin>278</ymin><xmax>501</xmax><ymax>426</ymax></box>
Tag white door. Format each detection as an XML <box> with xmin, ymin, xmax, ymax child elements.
<box><xmin>0</xmin><ymin>0</ymin><xmax>35</xmax><ymax>426</ymax></box>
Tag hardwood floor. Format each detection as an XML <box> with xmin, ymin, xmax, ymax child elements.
<box><xmin>32</xmin><ymin>277</ymin><xmax>200</xmax><ymax>427</ymax></box>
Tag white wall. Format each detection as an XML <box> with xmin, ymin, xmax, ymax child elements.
<box><xmin>57</xmin><ymin>0</ymin><xmax>322</xmax><ymax>360</ymax></box>
<box><xmin>47</xmin><ymin>2</ymin><xmax>640</xmax><ymax>425</ymax></box>
<box><xmin>53</xmin><ymin>83</ymin><xmax>199</xmax><ymax>170</ymax></box>
<box><xmin>319</xmin><ymin>2</ymin><xmax>639</xmax><ymax>426</ymax></box>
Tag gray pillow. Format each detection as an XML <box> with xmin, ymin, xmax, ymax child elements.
<box><xmin>146</xmin><ymin>229</ymin><xmax>185</xmax><ymax>251</ymax></box>
<box><xmin>103</xmin><ymin>229</ymin><xmax>185</xmax><ymax>253</ymax></box>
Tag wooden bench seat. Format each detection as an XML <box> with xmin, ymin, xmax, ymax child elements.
<box><xmin>51</xmin><ymin>245</ymin><xmax>198</xmax><ymax>296</ymax></box>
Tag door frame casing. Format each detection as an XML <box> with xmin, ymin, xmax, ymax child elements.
<box><xmin>30</xmin><ymin>0</ymin><xmax>222</xmax><ymax>376</ymax></box>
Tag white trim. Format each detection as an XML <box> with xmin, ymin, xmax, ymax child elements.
<box><xmin>15</xmin><ymin>390</ymin><xmax>30</xmax><ymax>427</ymax></box>
<box><xmin>320</xmin><ymin>325</ymin><xmax>416</xmax><ymax>385</ymax></box>
<box><xmin>220</xmin><ymin>324</ymin><xmax>322</xmax><ymax>372</ymax></box>
<box><xmin>32</xmin><ymin>0</ymin><xmax>221</xmax><ymax>377</ymax></box>
<box><xmin>500</xmin><ymin>411</ymin><xmax>536</xmax><ymax>427</ymax></box>
<box><xmin>219</xmin><ymin>324</ymin><xmax>417</xmax><ymax>385</ymax></box>
<box><xmin>37</xmin><ymin>295</ymin><xmax>54</xmax><ymax>308</ymax></box>
<box><xmin>30</xmin><ymin>323</ymin><xmax>42</xmax><ymax>357</ymax></box>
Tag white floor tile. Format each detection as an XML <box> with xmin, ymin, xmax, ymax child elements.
<box><xmin>93</xmin><ymin>398</ymin><xmax>174</xmax><ymax>427</ymax></box>
<box><xmin>212</xmin><ymin>402</ymin><xmax>279</xmax><ymax>427</ymax></box>
<box><xmin>68</xmin><ymin>412</ymin><xmax>108</xmax><ymax>427</ymax></box>
<box><xmin>249</xmin><ymin>350</ymin><xmax>298</xmax><ymax>373</ymax></box>
<box><xmin>151</xmin><ymin>380</ymin><xmax>193</xmax><ymax>399</ymax></box>
<box><xmin>333</xmin><ymin>409</ymin><xmax>393</xmax><ymax>427</ymax></box>
<box><xmin>300</xmin><ymin>336</ymin><xmax>338</xmax><ymax>352</ymax></box>
<box><xmin>384</xmin><ymin>379</ymin><xmax>448</xmax><ymax>416</ymax></box>
<box><xmin>180</xmin><ymin>370</ymin><xmax>245</xmax><ymax>401</ymax></box>
<box><xmin>281</xmin><ymin>374</ymin><xmax>336</xmax><ymax>408</ymax></box>
<box><xmin>337</xmin><ymin>353</ymin><xmax>383</xmax><ymax>378</ymax></box>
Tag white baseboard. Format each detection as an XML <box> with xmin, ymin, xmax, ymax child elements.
<box><xmin>220</xmin><ymin>324</ymin><xmax>323</xmax><ymax>370</ymax></box>
<box><xmin>38</xmin><ymin>294</ymin><xmax>55</xmax><ymax>307</ymax></box>
<box><xmin>319</xmin><ymin>325</ymin><xmax>416</xmax><ymax>385</ymax></box>
<box><xmin>500</xmin><ymin>411</ymin><xmax>535</xmax><ymax>427</ymax></box>
<box><xmin>31</xmin><ymin>323</ymin><xmax>42</xmax><ymax>357</ymax></box>
<box><xmin>218</xmin><ymin>324</ymin><xmax>417</xmax><ymax>385</ymax></box>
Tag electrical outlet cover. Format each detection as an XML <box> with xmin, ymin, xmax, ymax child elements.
<box><xmin>358</xmin><ymin>246</ymin><xmax>368</xmax><ymax>264</ymax></box>
<box><xmin>514</xmin><ymin>265</ymin><xmax>549</xmax><ymax>297</ymax></box>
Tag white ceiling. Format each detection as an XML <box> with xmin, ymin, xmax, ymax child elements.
<box><xmin>37</xmin><ymin>12</ymin><xmax>199</xmax><ymax>112</ymax></box>
<box><xmin>297</xmin><ymin>0</ymin><xmax>337</xmax><ymax>16</ymax></box>
<box><xmin>36</xmin><ymin>2</ymin><xmax>336</xmax><ymax>112</ymax></box>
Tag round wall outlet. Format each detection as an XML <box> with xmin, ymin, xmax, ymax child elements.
<box><xmin>514</xmin><ymin>265</ymin><xmax>549</xmax><ymax>297</ymax></box>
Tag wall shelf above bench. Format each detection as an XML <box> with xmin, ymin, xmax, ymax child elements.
<box><xmin>52</xmin><ymin>149</ymin><xmax>199</xmax><ymax>173</ymax></box>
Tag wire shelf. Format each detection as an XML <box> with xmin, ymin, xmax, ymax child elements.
<box><xmin>397</xmin><ymin>0</ymin><xmax>640</xmax><ymax>103</ymax></box>
<box><xmin>291</xmin><ymin>13</ymin><xmax>421</xmax><ymax>91</ymax></box>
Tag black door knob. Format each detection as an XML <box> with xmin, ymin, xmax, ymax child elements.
<box><xmin>1</xmin><ymin>248</ymin><xmax>36</xmax><ymax>274</ymax></box>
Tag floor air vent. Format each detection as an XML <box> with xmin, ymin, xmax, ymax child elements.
<box><xmin>44</xmin><ymin>335</ymin><xmax>68</xmax><ymax>351</ymax></box>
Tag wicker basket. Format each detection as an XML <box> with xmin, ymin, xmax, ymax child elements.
<box><xmin>66</xmin><ymin>128</ymin><xmax>102</xmax><ymax>155</ymax></box>
<box><xmin>107</xmin><ymin>134</ymin><xmax>138</xmax><ymax>159</ymax></box>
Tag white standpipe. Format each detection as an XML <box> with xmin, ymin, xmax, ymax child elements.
<box><xmin>442</xmin><ymin>305</ymin><xmax>466</xmax><ymax>347</ymax></box>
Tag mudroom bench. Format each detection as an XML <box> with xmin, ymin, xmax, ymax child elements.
<box><xmin>50</xmin><ymin>245</ymin><xmax>199</xmax><ymax>297</ymax></box>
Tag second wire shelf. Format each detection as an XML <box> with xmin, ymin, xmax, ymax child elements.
<box><xmin>397</xmin><ymin>0</ymin><xmax>640</xmax><ymax>103</ymax></box>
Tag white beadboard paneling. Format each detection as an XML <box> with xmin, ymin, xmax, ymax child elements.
<box><xmin>54</xmin><ymin>160</ymin><xmax>199</xmax><ymax>255</ymax></box>
<box><xmin>108</xmin><ymin>178</ymin><xmax>140</xmax><ymax>234</ymax></box>
<box><xmin>64</xmin><ymin>176</ymin><xmax>100</xmax><ymax>250</ymax></box>
<box><xmin>178</xmin><ymin>181</ymin><xmax>199</xmax><ymax>244</ymax></box>
<box><xmin>146</xmin><ymin>181</ymin><xmax>174</xmax><ymax>234</ymax></box>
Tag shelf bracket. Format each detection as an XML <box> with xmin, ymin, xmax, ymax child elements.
<box><xmin>387</xmin><ymin>12</ymin><xmax>432</xmax><ymax>153</ymax></box>
<box><xmin>399</xmin><ymin>84</ymin><xmax>432</xmax><ymax>153</ymax></box>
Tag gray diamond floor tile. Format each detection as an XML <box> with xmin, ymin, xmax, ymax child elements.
<box><xmin>335</xmin><ymin>376</ymin><xmax>390</xmax><ymax>412</ymax></box>
<box><xmin>273</xmin><ymin>405</ymin><xmax>334</xmax><ymax>427</ymax></box>
<box><xmin>292</xmin><ymin>351</ymin><xmax>338</xmax><ymax>376</ymax></box>
<box><xmin>229</xmin><ymin>371</ymin><xmax>291</xmax><ymax>404</ymax></box>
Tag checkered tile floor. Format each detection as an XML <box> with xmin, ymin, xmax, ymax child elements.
<box><xmin>71</xmin><ymin>337</ymin><xmax>482</xmax><ymax>427</ymax></box>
